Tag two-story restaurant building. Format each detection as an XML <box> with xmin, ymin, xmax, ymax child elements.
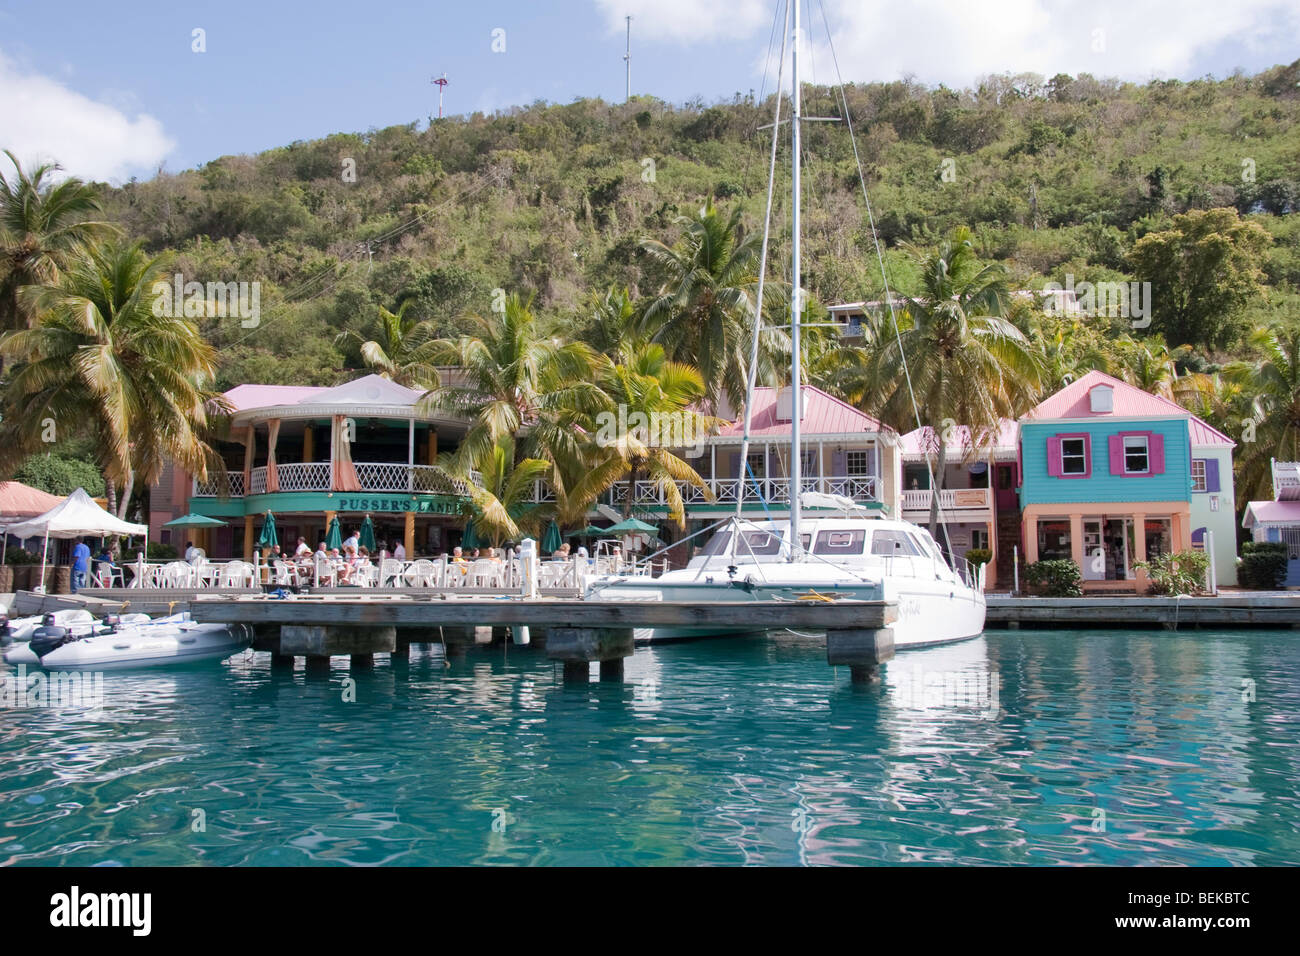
<box><xmin>149</xmin><ymin>374</ymin><xmax>480</xmax><ymax>558</ymax></box>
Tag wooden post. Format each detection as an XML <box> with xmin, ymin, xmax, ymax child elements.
<box><xmin>427</xmin><ymin>427</ymin><xmax>438</xmax><ymax>465</ymax></box>
<box><xmin>404</xmin><ymin>511</ymin><xmax>415</xmax><ymax>558</ymax></box>
<box><xmin>303</xmin><ymin>424</ymin><xmax>314</xmax><ymax>462</ymax></box>
<box><xmin>1069</xmin><ymin>513</ymin><xmax>1085</xmax><ymax>574</ymax></box>
<box><xmin>985</xmin><ymin>519</ymin><xmax>996</xmax><ymax>589</ymax></box>
<box><xmin>243</xmin><ymin>514</ymin><xmax>255</xmax><ymax>562</ymax></box>
<box><xmin>827</xmin><ymin>626</ymin><xmax>896</xmax><ymax>683</ymax></box>
<box><xmin>1133</xmin><ymin>512</ymin><xmax>1148</xmax><ymax>593</ymax></box>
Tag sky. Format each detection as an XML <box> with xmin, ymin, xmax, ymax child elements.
<box><xmin>1</xmin><ymin>0</ymin><xmax>1297</xmax><ymax>183</ymax></box>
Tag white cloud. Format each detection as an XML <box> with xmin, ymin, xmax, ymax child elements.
<box><xmin>0</xmin><ymin>51</ymin><xmax>174</xmax><ymax>183</ymax></box>
<box><xmin>593</xmin><ymin>0</ymin><xmax>1300</xmax><ymax>85</ymax></box>
<box><xmin>591</xmin><ymin>0</ymin><xmax>772</xmax><ymax>45</ymax></box>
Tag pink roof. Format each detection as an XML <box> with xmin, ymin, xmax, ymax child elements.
<box><xmin>1026</xmin><ymin>370</ymin><xmax>1234</xmax><ymax>447</ymax></box>
<box><xmin>902</xmin><ymin>419</ymin><xmax>1018</xmax><ymax>459</ymax></box>
<box><xmin>223</xmin><ymin>384</ymin><xmax>326</xmax><ymax>413</ymax></box>
<box><xmin>0</xmin><ymin>481</ymin><xmax>65</xmax><ymax>521</ymax></box>
<box><xmin>717</xmin><ymin>386</ymin><xmax>891</xmax><ymax>438</ymax></box>
<box><xmin>1243</xmin><ymin>500</ymin><xmax>1300</xmax><ymax>526</ymax></box>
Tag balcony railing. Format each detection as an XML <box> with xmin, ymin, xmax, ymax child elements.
<box><xmin>1273</xmin><ymin>461</ymin><xmax>1300</xmax><ymax>501</ymax></box>
<box><xmin>901</xmin><ymin>487</ymin><xmax>993</xmax><ymax>516</ymax></box>
<box><xmin>587</xmin><ymin>474</ymin><xmax>880</xmax><ymax>508</ymax></box>
<box><xmin>193</xmin><ymin>463</ymin><xmax>482</xmax><ymax>498</ymax></box>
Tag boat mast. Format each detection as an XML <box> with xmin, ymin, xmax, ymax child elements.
<box><xmin>788</xmin><ymin>0</ymin><xmax>803</xmax><ymax>560</ymax></box>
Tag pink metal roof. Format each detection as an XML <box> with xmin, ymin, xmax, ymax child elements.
<box><xmin>223</xmin><ymin>384</ymin><xmax>327</xmax><ymax>413</ymax></box>
<box><xmin>901</xmin><ymin>419</ymin><xmax>1018</xmax><ymax>459</ymax></box>
<box><xmin>1243</xmin><ymin>500</ymin><xmax>1300</xmax><ymax>526</ymax></box>
<box><xmin>0</xmin><ymin>481</ymin><xmax>65</xmax><ymax>521</ymax></box>
<box><xmin>717</xmin><ymin>386</ymin><xmax>891</xmax><ymax>438</ymax></box>
<box><xmin>1025</xmin><ymin>370</ymin><xmax>1234</xmax><ymax>447</ymax></box>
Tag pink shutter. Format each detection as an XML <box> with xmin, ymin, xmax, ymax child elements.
<box><xmin>1046</xmin><ymin>436</ymin><xmax>1063</xmax><ymax>477</ymax></box>
<box><xmin>1108</xmin><ymin>435</ymin><xmax>1123</xmax><ymax>474</ymax></box>
<box><xmin>1149</xmin><ymin>432</ymin><xmax>1165</xmax><ymax>474</ymax></box>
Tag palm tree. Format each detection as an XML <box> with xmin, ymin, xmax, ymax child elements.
<box><xmin>419</xmin><ymin>292</ymin><xmax>604</xmax><ymax>500</ymax></box>
<box><xmin>438</xmin><ymin>437</ymin><xmax>550</xmax><ymax>548</ymax></box>
<box><xmin>0</xmin><ymin>151</ymin><xmax>114</xmax><ymax>330</ymax></box>
<box><xmin>859</xmin><ymin>227</ymin><xmax>1043</xmax><ymax>537</ymax></box>
<box><xmin>563</xmin><ymin>286</ymin><xmax>645</xmax><ymax>358</ymax></box>
<box><xmin>0</xmin><ymin>240</ymin><xmax>226</xmax><ymax>517</ymax></box>
<box><xmin>566</xmin><ymin>343</ymin><xmax>721</xmax><ymax>527</ymax></box>
<box><xmin>1223</xmin><ymin>324</ymin><xmax>1300</xmax><ymax>504</ymax></box>
<box><xmin>639</xmin><ymin>199</ymin><xmax>778</xmax><ymax>409</ymax></box>
<box><xmin>334</xmin><ymin>300</ymin><xmax>442</xmax><ymax>388</ymax></box>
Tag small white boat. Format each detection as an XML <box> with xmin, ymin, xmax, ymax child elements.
<box><xmin>3</xmin><ymin>610</ymin><xmax>152</xmax><ymax>666</ymax></box>
<box><xmin>35</xmin><ymin>613</ymin><xmax>253</xmax><ymax>671</ymax></box>
<box><xmin>1</xmin><ymin>607</ymin><xmax>95</xmax><ymax>645</ymax></box>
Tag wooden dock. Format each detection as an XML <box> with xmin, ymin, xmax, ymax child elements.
<box><xmin>184</xmin><ymin>594</ymin><xmax>899</xmax><ymax>682</ymax></box>
<box><xmin>986</xmin><ymin>593</ymin><xmax>1300</xmax><ymax>629</ymax></box>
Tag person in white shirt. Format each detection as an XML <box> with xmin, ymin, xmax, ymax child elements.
<box><xmin>184</xmin><ymin>541</ymin><xmax>201</xmax><ymax>564</ymax></box>
<box><xmin>342</xmin><ymin>530</ymin><xmax>360</xmax><ymax>552</ymax></box>
<box><xmin>393</xmin><ymin>540</ymin><xmax>407</xmax><ymax>561</ymax></box>
<box><xmin>294</xmin><ymin>537</ymin><xmax>311</xmax><ymax>558</ymax></box>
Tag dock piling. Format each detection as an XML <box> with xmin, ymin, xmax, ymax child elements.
<box><xmin>826</xmin><ymin>627</ymin><xmax>896</xmax><ymax>684</ymax></box>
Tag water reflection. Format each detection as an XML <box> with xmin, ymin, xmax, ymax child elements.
<box><xmin>1</xmin><ymin>629</ymin><xmax>1297</xmax><ymax>866</ymax></box>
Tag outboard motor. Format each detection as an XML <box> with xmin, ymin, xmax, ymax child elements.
<box><xmin>0</xmin><ymin>604</ymin><xmax>10</xmax><ymax>647</ymax></box>
<box><xmin>30</xmin><ymin>613</ymin><xmax>73</xmax><ymax>659</ymax></box>
<box><xmin>102</xmin><ymin>613</ymin><xmax>121</xmax><ymax>632</ymax></box>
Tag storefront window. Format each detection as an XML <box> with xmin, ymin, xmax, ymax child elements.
<box><xmin>1145</xmin><ymin>517</ymin><xmax>1172</xmax><ymax>559</ymax></box>
<box><xmin>1037</xmin><ymin>518</ymin><xmax>1072</xmax><ymax>561</ymax></box>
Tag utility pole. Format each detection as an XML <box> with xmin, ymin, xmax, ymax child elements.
<box><xmin>624</xmin><ymin>16</ymin><xmax>632</xmax><ymax>102</ymax></box>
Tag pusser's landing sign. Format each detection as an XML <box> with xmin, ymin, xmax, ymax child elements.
<box><xmin>333</xmin><ymin>496</ymin><xmax>461</xmax><ymax>515</ymax></box>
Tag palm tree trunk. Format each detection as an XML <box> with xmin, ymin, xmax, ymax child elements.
<box><xmin>105</xmin><ymin>473</ymin><xmax>117</xmax><ymax>516</ymax></box>
<box><xmin>928</xmin><ymin>440</ymin><xmax>948</xmax><ymax>541</ymax></box>
<box><xmin>624</xmin><ymin>463</ymin><xmax>638</xmax><ymax>518</ymax></box>
<box><xmin>117</xmin><ymin>469</ymin><xmax>135</xmax><ymax>520</ymax></box>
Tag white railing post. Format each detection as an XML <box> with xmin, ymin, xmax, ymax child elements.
<box><xmin>1205</xmin><ymin>529</ymin><xmax>1217</xmax><ymax>595</ymax></box>
<box><xmin>1013</xmin><ymin>545</ymin><xmax>1019</xmax><ymax>595</ymax></box>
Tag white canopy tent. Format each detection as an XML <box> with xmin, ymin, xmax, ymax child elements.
<box><xmin>5</xmin><ymin>488</ymin><xmax>148</xmax><ymax>591</ymax></box>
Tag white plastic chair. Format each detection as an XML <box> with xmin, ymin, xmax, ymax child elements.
<box><xmin>379</xmin><ymin>559</ymin><xmax>404</xmax><ymax>588</ymax></box>
<box><xmin>219</xmin><ymin>560</ymin><xmax>255</xmax><ymax>588</ymax></box>
<box><xmin>314</xmin><ymin>554</ymin><xmax>338</xmax><ymax>587</ymax></box>
<box><xmin>95</xmin><ymin>560</ymin><xmax>125</xmax><ymax>588</ymax></box>
<box><xmin>272</xmin><ymin>560</ymin><xmax>298</xmax><ymax>587</ymax></box>
<box><xmin>403</xmin><ymin>559</ymin><xmax>438</xmax><ymax>588</ymax></box>
<box><xmin>159</xmin><ymin>561</ymin><xmax>194</xmax><ymax>588</ymax></box>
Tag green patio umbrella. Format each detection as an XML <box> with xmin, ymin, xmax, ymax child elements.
<box><xmin>163</xmin><ymin>513</ymin><xmax>226</xmax><ymax>529</ymax></box>
<box><xmin>461</xmin><ymin>519</ymin><xmax>480</xmax><ymax>550</ymax></box>
<box><xmin>565</xmin><ymin>525</ymin><xmax>607</xmax><ymax>538</ymax></box>
<box><xmin>541</xmin><ymin>520</ymin><xmax>562</xmax><ymax>553</ymax></box>
<box><xmin>359</xmin><ymin>514</ymin><xmax>377</xmax><ymax>552</ymax></box>
<box><xmin>325</xmin><ymin>515</ymin><xmax>342</xmax><ymax>550</ymax></box>
<box><xmin>603</xmin><ymin>517</ymin><xmax>659</xmax><ymax>535</ymax></box>
<box><xmin>255</xmin><ymin>511</ymin><xmax>278</xmax><ymax>549</ymax></box>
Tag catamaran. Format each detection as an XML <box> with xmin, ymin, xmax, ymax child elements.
<box><xmin>588</xmin><ymin>0</ymin><xmax>986</xmax><ymax>647</ymax></box>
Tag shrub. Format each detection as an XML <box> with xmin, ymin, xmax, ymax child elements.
<box><xmin>12</xmin><ymin>455</ymin><xmax>106</xmax><ymax>497</ymax></box>
<box><xmin>4</xmin><ymin>547</ymin><xmax>41</xmax><ymax>565</ymax></box>
<box><xmin>1136</xmin><ymin>549</ymin><xmax>1210</xmax><ymax>595</ymax></box>
<box><xmin>120</xmin><ymin>543</ymin><xmax>179</xmax><ymax>562</ymax></box>
<box><xmin>1024</xmin><ymin>559</ymin><xmax>1083</xmax><ymax>596</ymax></box>
<box><xmin>965</xmin><ymin>548</ymin><xmax>993</xmax><ymax>566</ymax></box>
<box><xmin>1238</xmin><ymin>541</ymin><xmax>1288</xmax><ymax>590</ymax></box>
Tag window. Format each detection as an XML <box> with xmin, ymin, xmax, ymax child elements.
<box><xmin>1123</xmin><ymin>434</ymin><xmax>1149</xmax><ymax>474</ymax></box>
<box><xmin>870</xmin><ymin>529</ymin><xmax>922</xmax><ymax>556</ymax></box>
<box><xmin>738</xmin><ymin>530</ymin><xmax>784</xmax><ymax>556</ymax></box>
<box><xmin>970</xmin><ymin>528</ymin><xmax>989</xmax><ymax>550</ymax></box>
<box><xmin>1037</xmin><ymin>518</ymin><xmax>1072</xmax><ymax>562</ymax></box>
<box><xmin>1191</xmin><ymin>459</ymin><xmax>1207</xmax><ymax>493</ymax></box>
<box><xmin>745</xmin><ymin>452</ymin><xmax>765</xmax><ymax>479</ymax></box>
<box><xmin>700</xmin><ymin>531</ymin><xmax>732</xmax><ymax>556</ymax></box>
<box><xmin>814</xmin><ymin>529</ymin><xmax>865</xmax><ymax>555</ymax></box>
<box><xmin>1061</xmin><ymin>437</ymin><xmax>1088</xmax><ymax>475</ymax></box>
<box><xmin>801</xmin><ymin>449</ymin><xmax>818</xmax><ymax>476</ymax></box>
<box><xmin>846</xmin><ymin>450</ymin><xmax>870</xmax><ymax>476</ymax></box>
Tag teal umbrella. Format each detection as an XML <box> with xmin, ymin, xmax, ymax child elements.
<box><xmin>565</xmin><ymin>525</ymin><xmax>607</xmax><ymax>538</ymax></box>
<box><xmin>461</xmin><ymin>519</ymin><xmax>480</xmax><ymax>550</ymax></box>
<box><xmin>603</xmin><ymin>517</ymin><xmax>659</xmax><ymax>535</ymax></box>
<box><xmin>255</xmin><ymin>511</ymin><xmax>278</xmax><ymax>549</ymax></box>
<box><xmin>164</xmin><ymin>513</ymin><xmax>225</xmax><ymax>528</ymax></box>
<box><xmin>541</xmin><ymin>520</ymin><xmax>562</xmax><ymax>553</ymax></box>
<box><xmin>359</xmin><ymin>514</ymin><xmax>377</xmax><ymax>552</ymax></box>
<box><xmin>325</xmin><ymin>515</ymin><xmax>342</xmax><ymax>550</ymax></box>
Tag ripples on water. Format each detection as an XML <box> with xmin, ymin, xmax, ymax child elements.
<box><xmin>1</xmin><ymin>630</ymin><xmax>1297</xmax><ymax>866</ymax></box>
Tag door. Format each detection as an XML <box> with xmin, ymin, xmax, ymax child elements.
<box><xmin>995</xmin><ymin>463</ymin><xmax>1017</xmax><ymax>511</ymax></box>
<box><xmin>1082</xmin><ymin>519</ymin><xmax>1105</xmax><ymax>580</ymax></box>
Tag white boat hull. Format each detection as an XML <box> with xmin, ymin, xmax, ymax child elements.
<box><xmin>36</xmin><ymin>618</ymin><xmax>253</xmax><ymax>671</ymax></box>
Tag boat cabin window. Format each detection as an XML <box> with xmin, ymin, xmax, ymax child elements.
<box><xmin>814</xmin><ymin>529</ymin><xmax>866</xmax><ymax>555</ymax></box>
<box><xmin>870</xmin><ymin>529</ymin><xmax>923</xmax><ymax>556</ymax></box>
<box><xmin>738</xmin><ymin>530</ymin><xmax>784</xmax><ymax>556</ymax></box>
<box><xmin>699</xmin><ymin>531</ymin><xmax>732</xmax><ymax>556</ymax></box>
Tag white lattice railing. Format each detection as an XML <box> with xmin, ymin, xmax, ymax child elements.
<box><xmin>192</xmin><ymin>472</ymin><xmax>245</xmax><ymax>497</ymax></box>
<box><xmin>902</xmin><ymin>487</ymin><xmax>993</xmax><ymax>513</ymax></box>
<box><xmin>193</xmin><ymin>463</ymin><xmax>483</xmax><ymax>497</ymax></box>
<box><xmin>599</xmin><ymin>474</ymin><xmax>881</xmax><ymax>508</ymax></box>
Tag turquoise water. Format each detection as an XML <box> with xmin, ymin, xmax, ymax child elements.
<box><xmin>1</xmin><ymin>629</ymin><xmax>1298</xmax><ymax>866</ymax></box>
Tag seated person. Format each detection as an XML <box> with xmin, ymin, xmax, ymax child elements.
<box><xmin>294</xmin><ymin>537</ymin><xmax>311</xmax><ymax>559</ymax></box>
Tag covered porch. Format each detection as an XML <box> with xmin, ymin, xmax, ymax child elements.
<box><xmin>1022</xmin><ymin>502</ymin><xmax>1193</xmax><ymax>593</ymax></box>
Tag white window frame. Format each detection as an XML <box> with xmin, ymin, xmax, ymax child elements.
<box><xmin>745</xmin><ymin>452</ymin><xmax>765</xmax><ymax>479</ymax></box>
<box><xmin>1123</xmin><ymin>434</ymin><xmax>1150</xmax><ymax>474</ymax></box>
<box><xmin>1191</xmin><ymin>458</ymin><xmax>1207</xmax><ymax>493</ymax></box>
<box><xmin>1060</xmin><ymin>437</ymin><xmax>1087</xmax><ymax>475</ymax></box>
<box><xmin>846</xmin><ymin>449</ymin><xmax>870</xmax><ymax>476</ymax></box>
